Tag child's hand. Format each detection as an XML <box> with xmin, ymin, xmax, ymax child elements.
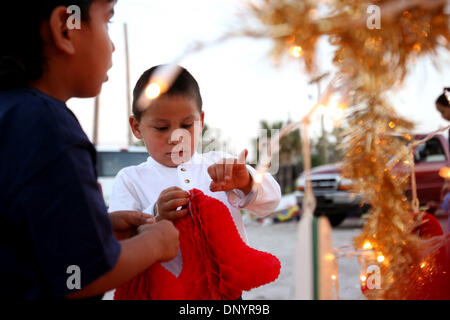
<box><xmin>208</xmin><ymin>149</ymin><xmax>253</xmax><ymax>194</ymax></box>
<box><xmin>137</xmin><ymin>220</ymin><xmax>180</xmax><ymax>262</ymax></box>
<box><xmin>155</xmin><ymin>187</ymin><xmax>190</xmax><ymax>221</ymax></box>
<box><xmin>109</xmin><ymin>211</ymin><xmax>156</xmax><ymax>241</ymax></box>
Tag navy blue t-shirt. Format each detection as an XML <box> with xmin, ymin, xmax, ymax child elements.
<box><xmin>0</xmin><ymin>88</ymin><xmax>121</xmax><ymax>299</ymax></box>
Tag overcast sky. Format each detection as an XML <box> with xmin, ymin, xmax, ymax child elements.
<box><xmin>67</xmin><ymin>0</ymin><xmax>450</xmax><ymax>160</ymax></box>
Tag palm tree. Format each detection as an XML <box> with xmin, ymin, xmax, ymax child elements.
<box><xmin>254</xmin><ymin>120</ymin><xmax>302</xmax><ymax>167</ymax></box>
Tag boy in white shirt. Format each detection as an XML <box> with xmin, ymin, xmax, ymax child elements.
<box><xmin>108</xmin><ymin>65</ymin><xmax>281</xmax><ymax>246</ymax></box>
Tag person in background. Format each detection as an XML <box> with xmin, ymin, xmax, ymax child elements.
<box><xmin>435</xmin><ymin>88</ymin><xmax>450</xmax><ymax>120</ymax></box>
<box><xmin>433</xmin><ymin>87</ymin><xmax>450</xmax><ymax>232</ymax></box>
<box><xmin>435</xmin><ymin>87</ymin><xmax>450</xmax><ymax>146</ymax></box>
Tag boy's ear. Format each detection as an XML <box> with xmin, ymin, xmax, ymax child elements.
<box><xmin>201</xmin><ymin>112</ymin><xmax>205</xmax><ymax>129</ymax></box>
<box><xmin>47</xmin><ymin>6</ymin><xmax>76</xmax><ymax>55</ymax></box>
<box><xmin>129</xmin><ymin>116</ymin><xmax>143</xmax><ymax>139</ymax></box>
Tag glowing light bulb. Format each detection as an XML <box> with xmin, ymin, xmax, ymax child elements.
<box><xmin>325</xmin><ymin>254</ymin><xmax>335</xmax><ymax>261</ymax></box>
<box><xmin>309</xmin><ymin>9</ymin><xmax>318</xmax><ymax>19</ymax></box>
<box><xmin>330</xmin><ymin>105</ymin><xmax>346</xmax><ymax>123</ymax></box>
<box><xmin>145</xmin><ymin>83</ymin><xmax>162</xmax><ymax>99</ymax></box>
<box><xmin>339</xmin><ymin>102</ymin><xmax>348</xmax><ymax>109</ymax></box>
<box><xmin>439</xmin><ymin>167</ymin><xmax>450</xmax><ymax>179</ymax></box>
<box><xmin>360</xmin><ymin>275</ymin><xmax>367</xmax><ymax>282</ymax></box>
<box><xmin>331</xmin><ymin>275</ymin><xmax>337</xmax><ymax>280</ymax></box>
<box><xmin>254</xmin><ymin>172</ymin><xmax>264</xmax><ymax>184</ymax></box>
<box><xmin>316</xmin><ymin>104</ymin><xmax>326</xmax><ymax>116</ymax></box>
<box><xmin>290</xmin><ymin>46</ymin><xmax>303</xmax><ymax>58</ymax></box>
<box><xmin>377</xmin><ymin>255</ymin><xmax>385</xmax><ymax>263</ymax></box>
<box><xmin>420</xmin><ymin>262</ymin><xmax>426</xmax><ymax>269</ymax></box>
<box><xmin>363</xmin><ymin>241</ymin><xmax>372</xmax><ymax>250</ymax></box>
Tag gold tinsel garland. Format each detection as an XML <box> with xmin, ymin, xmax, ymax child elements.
<box><xmin>246</xmin><ymin>0</ymin><xmax>450</xmax><ymax>299</ymax></box>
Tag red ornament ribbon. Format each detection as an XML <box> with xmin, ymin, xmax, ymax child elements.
<box><xmin>114</xmin><ymin>189</ymin><xmax>281</xmax><ymax>300</ymax></box>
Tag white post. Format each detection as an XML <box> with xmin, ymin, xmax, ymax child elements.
<box><xmin>124</xmin><ymin>23</ymin><xmax>133</xmax><ymax>147</ymax></box>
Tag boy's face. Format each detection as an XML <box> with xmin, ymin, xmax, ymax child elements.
<box><xmin>71</xmin><ymin>0</ymin><xmax>115</xmax><ymax>97</ymax></box>
<box><xmin>130</xmin><ymin>96</ymin><xmax>204</xmax><ymax>167</ymax></box>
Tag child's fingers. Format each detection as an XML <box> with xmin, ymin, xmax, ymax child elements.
<box><xmin>224</xmin><ymin>160</ymin><xmax>234</xmax><ymax>181</ymax></box>
<box><xmin>209</xmin><ymin>181</ymin><xmax>220</xmax><ymax>192</ymax></box>
<box><xmin>161</xmin><ymin>186</ymin><xmax>188</xmax><ymax>196</ymax></box>
<box><xmin>160</xmin><ymin>190</ymin><xmax>190</xmax><ymax>203</ymax></box>
<box><xmin>166</xmin><ymin>208</ymin><xmax>189</xmax><ymax>220</ymax></box>
<box><xmin>208</xmin><ymin>164</ymin><xmax>224</xmax><ymax>184</ymax></box>
<box><xmin>165</xmin><ymin>190</ymin><xmax>190</xmax><ymax>199</ymax></box>
<box><xmin>164</xmin><ymin>198</ymin><xmax>190</xmax><ymax>211</ymax></box>
<box><xmin>215</xmin><ymin>163</ymin><xmax>225</xmax><ymax>184</ymax></box>
<box><xmin>175</xmin><ymin>208</ymin><xmax>189</xmax><ymax>219</ymax></box>
<box><xmin>162</xmin><ymin>186</ymin><xmax>183</xmax><ymax>193</ymax></box>
<box><xmin>207</xmin><ymin>165</ymin><xmax>217</xmax><ymax>181</ymax></box>
<box><xmin>145</xmin><ymin>216</ymin><xmax>156</xmax><ymax>224</ymax></box>
<box><xmin>110</xmin><ymin>210</ymin><xmax>150</xmax><ymax>227</ymax></box>
<box><xmin>134</xmin><ymin>212</ymin><xmax>154</xmax><ymax>225</ymax></box>
<box><xmin>138</xmin><ymin>211</ymin><xmax>154</xmax><ymax>219</ymax></box>
<box><xmin>238</xmin><ymin>149</ymin><xmax>248</xmax><ymax>165</ymax></box>
<box><xmin>160</xmin><ymin>186</ymin><xmax>188</xmax><ymax>199</ymax></box>
<box><xmin>210</xmin><ymin>180</ymin><xmax>232</xmax><ymax>192</ymax></box>
<box><xmin>211</xmin><ymin>159</ymin><xmax>235</xmax><ymax>183</ymax></box>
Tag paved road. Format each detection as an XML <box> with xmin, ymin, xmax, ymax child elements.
<box><xmin>242</xmin><ymin>217</ymin><xmax>366</xmax><ymax>300</ymax></box>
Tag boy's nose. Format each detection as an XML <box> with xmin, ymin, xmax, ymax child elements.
<box><xmin>168</xmin><ymin>135</ymin><xmax>183</xmax><ymax>145</ymax></box>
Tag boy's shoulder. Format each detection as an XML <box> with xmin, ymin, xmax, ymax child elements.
<box><xmin>0</xmin><ymin>87</ymin><xmax>80</xmax><ymax>135</ymax></box>
<box><xmin>115</xmin><ymin>157</ymin><xmax>152</xmax><ymax>178</ymax></box>
<box><xmin>0</xmin><ymin>88</ymin><xmax>82</xmax><ymax>142</ymax></box>
<box><xmin>0</xmin><ymin>88</ymin><xmax>59</xmax><ymax>118</ymax></box>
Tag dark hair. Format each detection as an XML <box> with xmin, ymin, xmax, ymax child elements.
<box><xmin>132</xmin><ymin>65</ymin><xmax>203</xmax><ymax>122</ymax></box>
<box><xmin>0</xmin><ymin>1</ymin><xmax>115</xmax><ymax>91</ymax></box>
<box><xmin>436</xmin><ymin>88</ymin><xmax>450</xmax><ymax>107</ymax></box>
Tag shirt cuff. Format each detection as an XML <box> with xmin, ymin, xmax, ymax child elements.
<box><xmin>229</xmin><ymin>186</ymin><xmax>259</xmax><ymax>209</ymax></box>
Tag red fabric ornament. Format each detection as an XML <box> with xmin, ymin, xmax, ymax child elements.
<box><xmin>114</xmin><ymin>189</ymin><xmax>281</xmax><ymax>300</ymax></box>
<box><xmin>406</xmin><ymin>212</ymin><xmax>450</xmax><ymax>300</ymax></box>
<box><xmin>360</xmin><ymin>212</ymin><xmax>450</xmax><ymax>299</ymax></box>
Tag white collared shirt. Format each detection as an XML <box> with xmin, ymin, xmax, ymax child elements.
<box><xmin>108</xmin><ymin>151</ymin><xmax>281</xmax><ymax>243</ymax></box>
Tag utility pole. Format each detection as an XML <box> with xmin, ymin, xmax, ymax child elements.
<box><xmin>124</xmin><ymin>23</ymin><xmax>133</xmax><ymax>147</ymax></box>
<box><xmin>93</xmin><ymin>95</ymin><xmax>100</xmax><ymax>146</ymax></box>
<box><xmin>309</xmin><ymin>72</ymin><xmax>330</xmax><ymax>164</ymax></box>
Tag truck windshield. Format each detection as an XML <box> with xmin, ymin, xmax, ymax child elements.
<box><xmin>414</xmin><ymin>138</ymin><xmax>446</xmax><ymax>163</ymax></box>
<box><xmin>97</xmin><ymin>152</ymin><xmax>149</xmax><ymax>177</ymax></box>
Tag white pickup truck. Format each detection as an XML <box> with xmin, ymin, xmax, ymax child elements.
<box><xmin>96</xmin><ymin>146</ymin><xmax>148</xmax><ymax>207</ymax></box>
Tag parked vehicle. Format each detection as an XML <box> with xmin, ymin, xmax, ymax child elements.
<box><xmin>96</xmin><ymin>146</ymin><xmax>148</xmax><ymax>207</ymax></box>
<box><xmin>296</xmin><ymin>134</ymin><xmax>450</xmax><ymax>227</ymax></box>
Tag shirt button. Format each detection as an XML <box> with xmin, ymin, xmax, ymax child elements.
<box><xmin>181</xmin><ymin>168</ymin><xmax>187</xmax><ymax>172</ymax></box>
<box><xmin>184</xmin><ymin>179</ymin><xmax>190</xmax><ymax>184</ymax></box>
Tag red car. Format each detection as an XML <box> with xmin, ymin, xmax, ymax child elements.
<box><xmin>296</xmin><ymin>134</ymin><xmax>450</xmax><ymax>226</ymax></box>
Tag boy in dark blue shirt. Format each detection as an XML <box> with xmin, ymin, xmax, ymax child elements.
<box><xmin>0</xmin><ymin>1</ymin><xmax>179</xmax><ymax>299</ymax></box>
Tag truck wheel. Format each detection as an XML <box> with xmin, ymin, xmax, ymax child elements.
<box><xmin>326</xmin><ymin>213</ymin><xmax>347</xmax><ymax>227</ymax></box>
